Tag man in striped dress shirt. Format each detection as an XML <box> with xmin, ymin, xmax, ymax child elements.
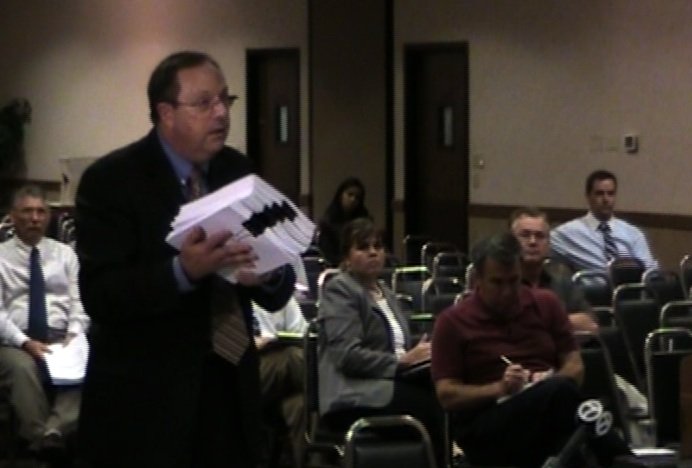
<box><xmin>550</xmin><ymin>170</ymin><xmax>658</xmax><ymax>273</ymax></box>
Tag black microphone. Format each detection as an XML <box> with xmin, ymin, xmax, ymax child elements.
<box><xmin>541</xmin><ymin>399</ymin><xmax>613</xmax><ymax>468</ymax></box>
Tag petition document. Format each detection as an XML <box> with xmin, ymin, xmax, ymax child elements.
<box><xmin>44</xmin><ymin>333</ymin><xmax>89</xmax><ymax>385</ymax></box>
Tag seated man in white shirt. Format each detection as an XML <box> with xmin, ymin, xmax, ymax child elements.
<box><xmin>550</xmin><ymin>170</ymin><xmax>658</xmax><ymax>272</ymax></box>
<box><xmin>0</xmin><ymin>185</ymin><xmax>89</xmax><ymax>456</ymax></box>
<box><xmin>253</xmin><ymin>296</ymin><xmax>307</xmax><ymax>467</ymax></box>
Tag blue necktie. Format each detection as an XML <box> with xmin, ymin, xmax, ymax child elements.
<box><xmin>27</xmin><ymin>247</ymin><xmax>48</xmax><ymax>342</ymax></box>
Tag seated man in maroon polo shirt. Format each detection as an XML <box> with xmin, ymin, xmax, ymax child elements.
<box><xmin>431</xmin><ymin>232</ymin><xmax>631</xmax><ymax>467</ymax></box>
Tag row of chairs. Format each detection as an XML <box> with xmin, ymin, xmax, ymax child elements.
<box><xmin>302</xmin><ymin>319</ymin><xmax>438</xmax><ymax>467</ymax></box>
<box><xmin>0</xmin><ymin>210</ymin><xmax>76</xmax><ymax>245</ymax></box>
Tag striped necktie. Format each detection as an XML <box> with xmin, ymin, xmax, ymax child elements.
<box><xmin>598</xmin><ymin>221</ymin><xmax>618</xmax><ymax>261</ymax></box>
<box><xmin>210</xmin><ymin>277</ymin><xmax>249</xmax><ymax>364</ymax></box>
<box><xmin>186</xmin><ymin>171</ymin><xmax>250</xmax><ymax>365</ymax></box>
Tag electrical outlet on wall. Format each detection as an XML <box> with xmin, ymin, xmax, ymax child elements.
<box><xmin>624</xmin><ymin>133</ymin><xmax>639</xmax><ymax>154</ymax></box>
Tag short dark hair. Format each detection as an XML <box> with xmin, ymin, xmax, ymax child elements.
<box><xmin>147</xmin><ymin>51</ymin><xmax>221</xmax><ymax>124</ymax></box>
<box><xmin>339</xmin><ymin>217</ymin><xmax>383</xmax><ymax>262</ymax></box>
<box><xmin>585</xmin><ymin>169</ymin><xmax>617</xmax><ymax>195</ymax></box>
<box><xmin>12</xmin><ymin>184</ymin><xmax>47</xmax><ymax>208</ymax></box>
<box><xmin>471</xmin><ymin>232</ymin><xmax>520</xmax><ymax>276</ymax></box>
<box><xmin>508</xmin><ymin>206</ymin><xmax>548</xmax><ymax>228</ymax></box>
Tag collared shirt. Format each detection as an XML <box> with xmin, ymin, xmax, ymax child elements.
<box><xmin>0</xmin><ymin>236</ymin><xmax>89</xmax><ymax>347</ymax></box>
<box><xmin>158</xmin><ymin>131</ymin><xmax>209</xmax><ymax>292</ymax></box>
<box><xmin>158</xmin><ymin>130</ymin><xmax>210</xmax><ymax>198</ymax></box>
<box><xmin>252</xmin><ymin>296</ymin><xmax>307</xmax><ymax>338</ymax></box>
<box><xmin>431</xmin><ymin>286</ymin><xmax>576</xmax><ymax>387</ymax></box>
<box><xmin>550</xmin><ymin>211</ymin><xmax>658</xmax><ymax>272</ymax></box>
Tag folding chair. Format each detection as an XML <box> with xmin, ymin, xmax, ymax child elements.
<box><xmin>431</xmin><ymin>251</ymin><xmax>467</xmax><ymax>280</ymax></box>
<box><xmin>342</xmin><ymin>415</ymin><xmax>437</xmax><ymax>468</ymax></box>
<box><xmin>608</xmin><ymin>257</ymin><xmax>645</xmax><ymax>289</ymax></box>
<box><xmin>302</xmin><ymin>319</ymin><xmax>345</xmax><ymax>466</ymax></box>
<box><xmin>572</xmin><ymin>269</ymin><xmax>612</xmax><ymax>307</ymax></box>
<box><xmin>463</xmin><ymin>263</ymin><xmax>476</xmax><ymax>297</ymax></box>
<box><xmin>680</xmin><ymin>254</ymin><xmax>692</xmax><ymax>298</ymax></box>
<box><xmin>392</xmin><ymin>266</ymin><xmax>430</xmax><ymax>313</ymax></box>
<box><xmin>316</xmin><ymin>268</ymin><xmax>341</xmax><ymax>306</ymax></box>
<box><xmin>421</xmin><ymin>277</ymin><xmax>463</xmax><ymax>314</ymax></box>
<box><xmin>403</xmin><ymin>235</ymin><xmax>433</xmax><ymax>266</ymax></box>
<box><xmin>303</xmin><ymin>256</ymin><xmax>326</xmax><ymax>301</ymax></box>
<box><xmin>659</xmin><ymin>300</ymin><xmax>692</xmax><ymax>330</ymax></box>
<box><xmin>644</xmin><ymin>328</ymin><xmax>692</xmax><ymax>448</ymax></box>
<box><xmin>642</xmin><ymin>268</ymin><xmax>686</xmax><ymax>309</ymax></box>
<box><xmin>611</xmin><ymin>283</ymin><xmax>658</xmax><ymax>391</ymax></box>
<box><xmin>576</xmin><ymin>331</ymin><xmax>632</xmax><ymax>444</ymax></box>
<box><xmin>420</xmin><ymin>242</ymin><xmax>459</xmax><ymax>273</ymax></box>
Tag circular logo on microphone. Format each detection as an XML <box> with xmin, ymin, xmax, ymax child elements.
<box><xmin>577</xmin><ymin>399</ymin><xmax>603</xmax><ymax>423</ymax></box>
<box><xmin>594</xmin><ymin>411</ymin><xmax>613</xmax><ymax>436</ymax></box>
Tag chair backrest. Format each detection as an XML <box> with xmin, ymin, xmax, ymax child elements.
<box><xmin>577</xmin><ymin>331</ymin><xmax>632</xmax><ymax>444</ymax></box>
<box><xmin>608</xmin><ymin>257</ymin><xmax>645</xmax><ymax>288</ymax></box>
<box><xmin>303</xmin><ymin>256</ymin><xmax>326</xmax><ymax>301</ymax></box>
<box><xmin>659</xmin><ymin>300</ymin><xmax>692</xmax><ymax>330</ymax></box>
<box><xmin>403</xmin><ymin>234</ymin><xmax>433</xmax><ymax>266</ymax></box>
<box><xmin>463</xmin><ymin>263</ymin><xmax>476</xmax><ymax>295</ymax></box>
<box><xmin>431</xmin><ymin>251</ymin><xmax>467</xmax><ymax>279</ymax></box>
<box><xmin>303</xmin><ymin>319</ymin><xmax>321</xmax><ymax>442</ymax></box>
<box><xmin>422</xmin><ymin>277</ymin><xmax>463</xmax><ymax>314</ymax></box>
<box><xmin>392</xmin><ymin>266</ymin><xmax>430</xmax><ymax>312</ymax></box>
<box><xmin>317</xmin><ymin>268</ymin><xmax>341</xmax><ymax>305</ymax></box>
<box><xmin>643</xmin><ymin>268</ymin><xmax>686</xmax><ymax>308</ymax></box>
<box><xmin>421</xmin><ymin>241</ymin><xmax>458</xmax><ymax>272</ymax></box>
<box><xmin>572</xmin><ymin>269</ymin><xmax>612</xmax><ymax>307</ymax></box>
<box><xmin>612</xmin><ymin>283</ymin><xmax>659</xmax><ymax>390</ymax></box>
<box><xmin>343</xmin><ymin>415</ymin><xmax>437</xmax><ymax>468</ymax></box>
<box><xmin>644</xmin><ymin>328</ymin><xmax>692</xmax><ymax>447</ymax></box>
<box><xmin>680</xmin><ymin>254</ymin><xmax>692</xmax><ymax>298</ymax></box>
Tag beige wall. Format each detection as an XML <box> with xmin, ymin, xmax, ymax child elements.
<box><xmin>0</xmin><ymin>0</ymin><xmax>308</xmax><ymax>186</ymax></box>
<box><xmin>394</xmin><ymin>1</ymin><xmax>692</xmax><ymax>219</ymax></box>
<box><xmin>393</xmin><ymin>0</ymin><xmax>692</xmax><ymax>259</ymax></box>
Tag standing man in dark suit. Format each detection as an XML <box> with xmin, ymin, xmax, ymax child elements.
<box><xmin>75</xmin><ymin>51</ymin><xmax>295</xmax><ymax>468</ymax></box>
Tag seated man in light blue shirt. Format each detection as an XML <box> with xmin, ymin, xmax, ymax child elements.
<box><xmin>550</xmin><ymin>169</ymin><xmax>658</xmax><ymax>272</ymax></box>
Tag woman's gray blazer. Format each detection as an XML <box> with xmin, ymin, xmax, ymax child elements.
<box><xmin>317</xmin><ymin>271</ymin><xmax>412</xmax><ymax>415</ymax></box>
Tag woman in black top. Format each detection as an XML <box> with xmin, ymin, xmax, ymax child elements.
<box><xmin>316</xmin><ymin>177</ymin><xmax>370</xmax><ymax>265</ymax></box>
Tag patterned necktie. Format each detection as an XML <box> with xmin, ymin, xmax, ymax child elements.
<box><xmin>211</xmin><ymin>278</ymin><xmax>249</xmax><ymax>364</ymax></box>
<box><xmin>186</xmin><ymin>168</ymin><xmax>249</xmax><ymax>364</ymax></box>
<box><xmin>598</xmin><ymin>221</ymin><xmax>618</xmax><ymax>261</ymax></box>
<box><xmin>27</xmin><ymin>247</ymin><xmax>48</xmax><ymax>342</ymax></box>
<box><xmin>187</xmin><ymin>165</ymin><xmax>205</xmax><ymax>201</ymax></box>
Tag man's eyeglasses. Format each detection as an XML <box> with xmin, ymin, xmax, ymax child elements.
<box><xmin>174</xmin><ymin>92</ymin><xmax>237</xmax><ymax>113</ymax></box>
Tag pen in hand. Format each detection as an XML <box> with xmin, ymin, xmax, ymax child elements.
<box><xmin>500</xmin><ymin>355</ymin><xmax>513</xmax><ymax>366</ymax></box>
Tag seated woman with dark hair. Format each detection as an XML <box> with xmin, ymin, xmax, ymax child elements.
<box><xmin>316</xmin><ymin>177</ymin><xmax>370</xmax><ymax>266</ymax></box>
<box><xmin>317</xmin><ymin>218</ymin><xmax>444</xmax><ymax>464</ymax></box>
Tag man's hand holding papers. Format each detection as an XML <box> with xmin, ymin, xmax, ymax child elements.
<box><xmin>167</xmin><ymin>175</ymin><xmax>315</xmax><ymax>283</ymax></box>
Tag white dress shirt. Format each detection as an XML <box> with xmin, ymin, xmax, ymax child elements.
<box><xmin>252</xmin><ymin>296</ymin><xmax>307</xmax><ymax>338</ymax></box>
<box><xmin>0</xmin><ymin>236</ymin><xmax>89</xmax><ymax>347</ymax></box>
<box><xmin>550</xmin><ymin>211</ymin><xmax>659</xmax><ymax>272</ymax></box>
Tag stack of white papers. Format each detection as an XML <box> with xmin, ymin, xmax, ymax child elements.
<box><xmin>167</xmin><ymin>175</ymin><xmax>315</xmax><ymax>282</ymax></box>
<box><xmin>44</xmin><ymin>333</ymin><xmax>89</xmax><ymax>386</ymax></box>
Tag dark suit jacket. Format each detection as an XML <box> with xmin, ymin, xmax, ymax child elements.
<box><xmin>75</xmin><ymin>129</ymin><xmax>295</xmax><ymax>467</ymax></box>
